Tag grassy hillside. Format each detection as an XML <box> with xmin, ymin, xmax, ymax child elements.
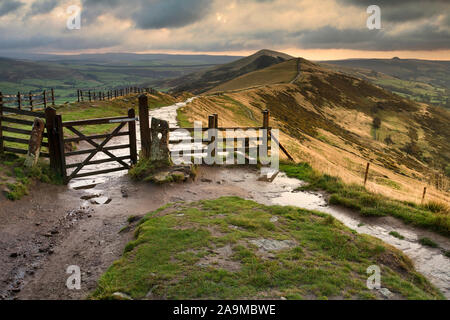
<box><xmin>322</xmin><ymin>58</ymin><xmax>450</xmax><ymax>109</ymax></box>
<box><xmin>178</xmin><ymin>58</ymin><xmax>450</xmax><ymax>205</ymax></box>
<box><xmin>92</xmin><ymin>197</ymin><xmax>443</xmax><ymax>300</ymax></box>
<box><xmin>207</xmin><ymin>58</ymin><xmax>299</xmax><ymax>94</ymax></box>
<box><xmin>168</xmin><ymin>50</ymin><xmax>293</xmax><ymax>94</ymax></box>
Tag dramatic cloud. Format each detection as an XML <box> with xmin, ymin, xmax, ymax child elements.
<box><xmin>80</xmin><ymin>0</ymin><xmax>212</xmax><ymax>29</ymax></box>
<box><xmin>29</xmin><ymin>0</ymin><xmax>59</xmax><ymax>15</ymax></box>
<box><xmin>0</xmin><ymin>0</ymin><xmax>448</xmax><ymax>56</ymax></box>
<box><xmin>0</xmin><ymin>0</ymin><xmax>24</xmax><ymax>17</ymax></box>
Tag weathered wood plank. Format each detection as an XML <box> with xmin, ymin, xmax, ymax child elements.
<box><xmin>66</xmin><ymin>156</ymin><xmax>131</xmax><ymax>168</ymax></box>
<box><xmin>65</xmin><ymin>144</ymin><xmax>131</xmax><ymax>157</ymax></box>
<box><xmin>64</xmin><ymin>131</ymin><xmax>129</xmax><ymax>143</ymax></box>
<box><xmin>1</xmin><ymin>116</ymin><xmax>35</xmax><ymax>126</ymax></box>
<box><xmin>2</xmin><ymin>106</ymin><xmax>45</xmax><ymax>117</ymax></box>
<box><xmin>62</xmin><ymin>116</ymin><xmax>133</xmax><ymax>127</ymax></box>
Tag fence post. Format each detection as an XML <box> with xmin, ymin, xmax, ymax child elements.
<box><xmin>262</xmin><ymin>109</ymin><xmax>270</xmax><ymax>156</ymax></box>
<box><xmin>364</xmin><ymin>162</ymin><xmax>370</xmax><ymax>187</ymax></box>
<box><xmin>88</xmin><ymin>90</ymin><xmax>91</xmax><ymax>102</ymax></box>
<box><xmin>29</xmin><ymin>91</ymin><xmax>33</xmax><ymax>111</ymax></box>
<box><xmin>43</xmin><ymin>90</ymin><xmax>47</xmax><ymax>108</ymax></box>
<box><xmin>421</xmin><ymin>187</ymin><xmax>427</xmax><ymax>204</ymax></box>
<box><xmin>208</xmin><ymin>115</ymin><xmax>216</xmax><ymax>158</ymax></box>
<box><xmin>139</xmin><ymin>94</ymin><xmax>151</xmax><ymax>159</ymax></box>
<box><xmin>0</xmin><ymin>92</ymin><xmax>3</xmax><ymax>153</ymax></box>
<box><xmin>77</xmin><ymin>90</ymin><xmax>80</xmax><ymax>102</ymax></box>
<box><xmin>51</xmin><ymin>88</ymin><xmax>55</xmax><ymax>106</ymax></box>
<box><xmin>17</xmin><ymin>92</ymin><xmax>22</xmax><ymax>110</ymax></box>
<box><xmin>80</xmin><ymin>90</ymin><xmax>84</xmax><ymax>102</ymax></box>
<box><xmin>128</xmin><ymin>108</ymin><xmax>138</xmax><ymax>165</ymax></box>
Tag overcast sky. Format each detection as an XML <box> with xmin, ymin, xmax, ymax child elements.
<box><xmin>0</xmin><ymin>0</ymin><xmax>449</xmax><ymax>60</ymax></box>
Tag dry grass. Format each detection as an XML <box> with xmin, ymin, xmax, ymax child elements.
<box><xmin>181</xmin><ymin>87</ymin><xmax>449</xmax><ymax>206</ymax></box>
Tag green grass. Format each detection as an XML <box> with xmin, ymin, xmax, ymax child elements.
<box><xmin>91</xmin><ymin>197</ymin><xmax>442</xmax><ymax>300</ymax></box>
<box><xmin>279</xmin><ymin>162</ymin><xmax>450</xmax><ymax>237</ymax></box>
<box><xmin>0</xmin><ymin>152</ymin><xmax>62</xmax><ymax>200</ymax></box>
<box><xmin>418</xmin><ymin>238</ymin><xmax>438</xmax><ymax>248</ymax></box>
<box><xmin>389</xmin><ymin>231</ymin><xmax>405</xmax><ymax>240</ymax></box>
<box><xmin>176</xmin><ymin>107</ymin><xmax>192</xmax><ymax>128</ymax></box>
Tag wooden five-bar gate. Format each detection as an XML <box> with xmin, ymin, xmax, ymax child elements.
<box><xmin>49</xmin><ymin>109</ymin><xmax>138</xmax><ymax>184</ymax></box>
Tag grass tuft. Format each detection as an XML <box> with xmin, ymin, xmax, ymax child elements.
<box><xmin>418</xmin><ymin>237</ymin><xmax>438</xmax><ymax>248</ymax></box>
<box><xmin>280</xmin><ymin>162</ymin><xmax>450</xmax><ymax>237</ymax></box>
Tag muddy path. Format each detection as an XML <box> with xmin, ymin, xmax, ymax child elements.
<box><xmin>0</xmin><ymin>168</ymin><xmax>254</xmax><ymax>300</ymax></box>
<box><xmin>1</xmin><ymin>97</ymin><xmax>449</xmax><ymax>300</ymax></box>
<box><xmin>1</xmin><ymin>166</ymin><xmax>449</xmax><ymax>300</ymax></box>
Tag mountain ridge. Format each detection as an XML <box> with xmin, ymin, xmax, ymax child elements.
<box><xmin>168</xmin><ymin>49</ymin><xmax>294</xmax><ymax>94</ymax></box>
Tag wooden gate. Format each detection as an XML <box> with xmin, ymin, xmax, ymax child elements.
<box><xmin>52</xmin><ymin>109</ymin><xmax>138</xmax><ymax>184</ymax></box>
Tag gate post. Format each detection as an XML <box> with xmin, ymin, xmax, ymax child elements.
<box><xmin>128</xmin><ymin>108</ymin><xmax>138</xmax><ymax>165</ymax></box>
<box><xmin>45</xmin><ymin>107</ymin><xmax>65</xmax><ymax>180</ymax></box>
<box><xmin>139</xmin><ymin>94</ymin><xmax>151</xmax><ymax>159</ymax></box>
<box><xmin>55</xmin><ymin>114</ymin><xmax>67</xmax><ymax>183</ymax></box>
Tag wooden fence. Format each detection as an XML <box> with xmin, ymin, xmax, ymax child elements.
<box><xmin>76</xmin><ymin>87</ymin><xmax>156</xmax><ymax>103</ymax></box>
<box><xmin>137</xmin><ymin>95</ymin><xmax>294</xmax><ymax>164</ymax></box>
<box><xmin>0</xmin><ymin>90</ymin><xmax>54</xmax><ymax>158</ymax></box>
<box><xmin>0</xmin><ymin>89</ymin><xmax>55</xmax><ymax>111</ymax></box>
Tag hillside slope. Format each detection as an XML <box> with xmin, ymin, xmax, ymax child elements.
<box><xmin>207</xmin><ymin>58</ymin><xmax>300</xmax><ymax>94</ymax></box>
<box><xmin>179</xmin><ymin>58</ymin><xmax>450</xmax><ymax>204</ymax></box>
<box><xmin>322</xmin><ymin>58</ymin><xmax>450</xmax><ymax>108</ymax></box>
<box><xmin>168</xmin><ymin>49</ymin><xmax>293</xmax><ymax>94</ymax></box>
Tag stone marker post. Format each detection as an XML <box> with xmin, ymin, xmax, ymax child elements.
<box><xmin>150</xmin><ymin>117</ymin><xmax>170</xmax><ymax>163</ymax></box>
<box><xmin>24</xmin><ymin>118</ymin><xmax>45</xmax><ymax>168</ymax></box>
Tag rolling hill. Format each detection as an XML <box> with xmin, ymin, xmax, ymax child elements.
<box><xmin>0</xmin><ymin>54</ymin><xmax>241</xmax><ymax>104</ymax></box>
<box><xmin>179</xmin><ymin>56</ymin><xmax>450</xmax><ymax>204</ymax></box>
<box><xmin>322</xmin><ymin>58</ymin><xmax>450</xmax><ymax>108</ymax></box>
<box><xmin>168</xmin><ymin>49</ymin><xmax>294</xmax><ymax>94</ymax></box>
<box><xmin>207</xmin><ymin>58</ymin><xmax>300</xmax><ymax>94</ymax></box>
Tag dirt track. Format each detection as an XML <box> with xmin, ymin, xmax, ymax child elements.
<box><xmin>0</xmin><ymin>167</ymin><xmax>257</xmax><ymax>300</ymax></box>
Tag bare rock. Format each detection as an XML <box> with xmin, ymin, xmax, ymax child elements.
<box><xmin>112</xmin><ymin>292</ymin><xmax>133</xmax><ymax>300</ymax></box>
<box><xmin>250</xmin><ymin>239</ymin><xmax>297</xmax><ymax>252</ymax></box>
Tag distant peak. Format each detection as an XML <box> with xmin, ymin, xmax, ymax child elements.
<box><xmin>253</xmin><ymin>49</ymin><xmax>294</xmax><ymax>60</ymax></box>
